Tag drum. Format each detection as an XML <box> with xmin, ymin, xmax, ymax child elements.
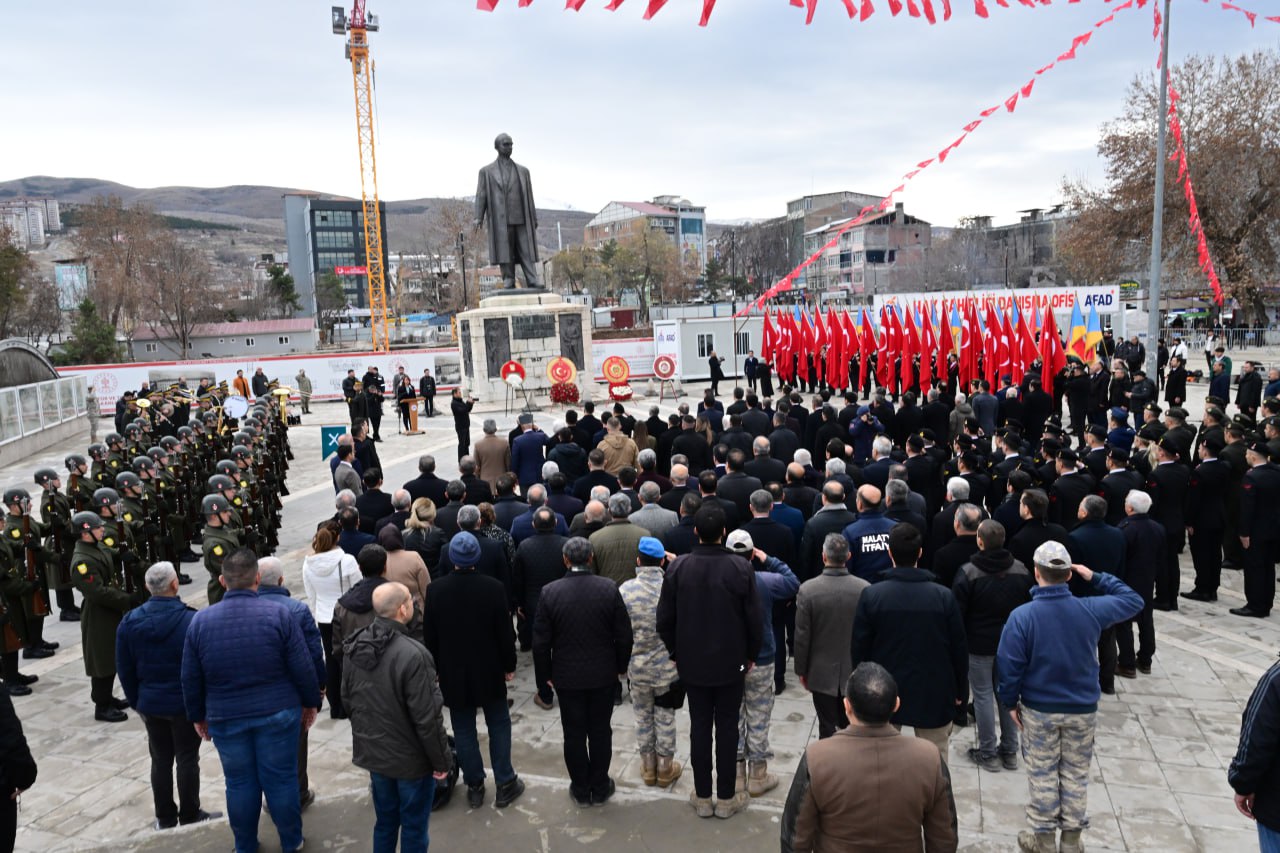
<box><xmin>224</xmin><ymin>395</ymin><xmax>250</xmax><ymax>419</ymax></box>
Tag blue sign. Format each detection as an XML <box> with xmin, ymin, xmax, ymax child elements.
<box><xmin>321</xmin><ymin>426</ymin><xmax>347</xmax><ymax>460</ymax></box>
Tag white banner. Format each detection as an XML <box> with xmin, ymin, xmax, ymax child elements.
<box><xmin>62</xmin><ymin>339</ymin><xmax>659</xmax><ymax>416</ymax></box>
<box><xmin>872</xmin><ymin>285</ymin><xmax>1121</xmax><ymax>316</ymax></box>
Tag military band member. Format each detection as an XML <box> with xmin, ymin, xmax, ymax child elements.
<box><xmin>70</xmin><ymin>510</ymin><xmax>140</xmax><ymax>722</ymax></box>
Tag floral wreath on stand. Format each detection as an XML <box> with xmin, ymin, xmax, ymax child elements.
<box><xmin>547</xmin><ymin>357</ymin><xmax>579</xmax><ymax>405</ymax></box>
<box><xmin>602</xmin><ymin>356</ymin><xmax>632</xmax><ymax>402</ymax></box>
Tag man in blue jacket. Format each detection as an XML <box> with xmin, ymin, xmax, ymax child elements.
<box><xmin>996</xmin><ymin>541</ymin><xmax>1142</xmax><ymax>853</ymax></box>
<box><xmin>842</xmin><ymin>486</ymin><xmax>896</xmax><ymax>583</ymax></box>
<box><xmin>117</xmin><ymin>562</ymin><xmax>220</xmax><ymax>831</ymax></box>
<box><xmin>258</xmin><ymin>557</ymin><xmax>327</xmax><ymax>813</ymax></box>
<box><xmin>182</xmin><ymin>548</ymin><xmax>323</xmax><ymax>853</ymax></box>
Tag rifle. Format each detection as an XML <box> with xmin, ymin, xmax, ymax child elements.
<box><xmin>152</xmin><ymin>488</ymin><xmax>178</xmax><ymax>564</ymax></box>
<box><xmin>70</xmin><ymin>472</ymin><xmax>84</xmax><ymax>513</ymax></box>
<box><xmin>45</xmin><ymin>494</ymin><xmax>71</xmax><ymax>587</ymax></box>
<box><xmin>114</xmin><ymin>520</ymin><xmax>137</xmax><ymax>594</ymax></box>
<box><xmin>21</xmin><ymin>517</ymin><xmax>50</xmax><ymax>618</ymax></box>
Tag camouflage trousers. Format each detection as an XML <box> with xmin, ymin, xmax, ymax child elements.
<box><xmin>630</xmin><ymin>681</ymin><xmax>677</xmax><ymax>757</ymax></box>
<box><xmin>1022</xmin><ymin>706</ymin><xmax>1096</xmax><ymax>833</ymax></box>
<box><xmin>736</xmin><ymin>663</ymin><xmax>776</xmax><ymax>762</ymax></box>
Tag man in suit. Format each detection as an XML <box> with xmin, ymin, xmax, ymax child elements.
<box><xmin>492</xmin><ymin>474</ymin><xmax>529</xmax><ymax>531</ymax></box>
<box><xmin>458</xmin><ymin>457</ymin><xmax>494</xmax><ymax>506</ymax></box>
<box><xmin>571</xmin><ymin>450</ymin><xmax>620</xmax><ymax>504</ymax></box>
<box><xmin>474</xmin><ymin>133</ymin><xmax>540</xmax><ymax>290</ymax></box>
<box><xmin>1145</xmin><ymin>435</ymin><xmax>1190</xmax><ymax>610</ymax></box>
<box><xmin>715</xmin><ymin>450</ymin><xmax>763</xmax><ymax>520</ymax></box>
<box><xmin>1183</xmin><ymin>436</ymin><xmax>1230</xmax><ymax>602</ymax></box>
<box><xmin>742</xmin><ymin>395</ymin><xmax>771</xmax><ymax>438</ymax></box>
<box><xmin>332</xmin><ymin>445</ymin><xmax>362</xmax><ymax>496</ymax></box>
<box><xmin>745</xmin><ymin>437</ymin><xmax>786</xmax><ymax>487</ymax></box>
<box><xmin>861</xmin><ymin>436</ymin><xmax>894</xmax><ymax>492</ymax></box>
<box><xmin>767</xmin><ymin>413</ymin><xmax>802</xmax><ymax>466</ymax></box>
<box><xmin>354</xmin><ymin>469</ymin><xmax>394</xmax><ymax>534</ymax></box>
<box><xmin>1232</xmin><ymin>441</ymin><xmax>1280</xmax><ymax>618</ymax></box>
<box><xmin>783</xmin><ymin>463</ymin><xmax>821</xmax><ymax>522</ymax></box>
<box><xmin>511</xmin><ymin>414</ymin><xmax>550</xmax><ymax>489</ymax></box>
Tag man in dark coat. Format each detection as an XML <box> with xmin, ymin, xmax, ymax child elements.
<box><xmin>708</xmin><ymin>351</ymin><xmax>726</xmax><ymax>396</ymax></box>
<box><xmin>1116</xmin><ymin>491</ymin><xmax>1164</xmax><ymax>676</ymax></box>
<box><xmin>70</xmin><ymin>510</ymin><xmax>141</xmax><ymax>720</ymax></box>
<box><xmin>670</xmin><ymin>417</ymin><xmax>712</xmax><ymax>476</ymax></box>
<box><xmin>745</xmin><ymin>438</ymin><xmax>787</xmax><ymax>488</ymax></box>
<box><xmin>657</xmin><ymin>506</ymin><xmax>761</xmax><ymax>817</ymax></box>
<box><xmin>742</xmin><ymin>396</ymin><xmax>772</xmax><ymax>439</ymax></box>
<box><xmin>851</xmin><ymin>524</ymin><xmax>968</xmax><ymax>760</ymax></box>
<box><xmin>532</xmin><ymin>537</ymin><xmax>633</xmax><ymax>805</ymax></box>
<box><xmin>714</xmin><ymin>450</ymin><xmax>762</xmax><ymax>520</ymax></box>
<box><xmin>798</xmin><ymin>483</ymin><xmax>857</xmax><ymax>582</ymax></box>
<box><xmin>931</xmin><ymin>503</ymin><xmax>983</xmax><ymax>589</ymax></box>
<box><xmin>1067</xmin><ymin>496</ymin><xmax>1127</xmax><ymax>693</ymax></box>
<box><xmin>1238</xmin><ymin>361</ymin><xmax>1264</xmax><ymax>420</ymax></box>
<box><xmin>1007</xmin><ymin>489</ymin><xmax>1069</xmax><ymax>572</ymax></box>
<box><xmin>1233</xmin><ymin>442</ymin><xmax>1280</xmax><ymax>618</ymax></box>
<box><xmin>511</xmin><ymin>509</ymin><xmax>567</xmax><ymax>670</ymax></box>
<box><xmin>1097</xmin><ymin>449</ymin><xmax>1144</xmax><ymax>526</ymax></box>
<box><xmin>423</xmin><ymin>532</ymin><xmax>525</xmax><ymax>809</ymax></box>
<box><xmin>718</xmin><ymin>415</ymin><xmax>754</xmax><ymax>456</ymax></box>
<box><xmin>1048</xmin><ymin>449</ymin><xmax>1097</xmax><ymax>531</ymax></box>
<box><xmin>403</xmin><ymin>455</ymin><xmax>448</xmax><ymax>509</ymax></box>
<box><xmin>1183</xmin><ymin>436</ymin><xmax>1230</xmax><ymax>603</ymax></box>
<box><xmin>450</xmin><ymin>390</ymin><xmax>476</xmax><ymax>462</ymax></box>
<box><xmin>1145</xmin><ymin>435</ymin><xmax>1190</xmax><ymax>610</ymax></box>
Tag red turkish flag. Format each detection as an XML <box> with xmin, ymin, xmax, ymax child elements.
<box><xmin>826</xmin><ymin>307</ymin><xmax>844</xmax><ymax>389</ymax></box>
<box><xmin>919</xmin><ymin>308</ymin><xmax>936</xmax><ymax>392</ymax></box>
<box><xmin>876</xmin><ymin>308</ymin><xmax>891</xmax><ymax>389</ymax></box>
<box><xmin>761</xmin><ymin>308</ymin><xmax>776</xmax><ymax>366</ymax></box>
<box><xmin>999</xmin><ymin>308</ymin><xmax>1016</xmax><ymax>382</ymax></box>
<box><xmin>1039</xmin><ymin>306</ymin><xmax>1066</xmax><ymax>399</ymax></box>
<box><xmin>903</xmin><ymin>308</ymin><xmax>920</xmax><ymax>391</ymax></box>
<box><xmin>814</xmin><ymin>307</ymin><xmax>828</xmax><ymax>351</ymax></box>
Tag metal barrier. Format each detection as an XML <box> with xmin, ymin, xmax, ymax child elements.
<box><xmin>0</xmin><ymin>376</ymin><xmax>88</xmax><ymax>446</ymax></box>
<box><xmin>1170</xmin><ymin>329</ymin><xmax>1280</xmax><ymax>352</ymax></box>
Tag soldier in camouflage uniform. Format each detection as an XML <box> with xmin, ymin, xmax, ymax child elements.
<box><xmin>725</xmin><ymin>528</ymin><xmax>798</xmax><ymax>798</ymax></box>
<box><xmin>619</xmin><ymin>537</ymin><xmax>683</xmax><ymax>788</ymax></box>
<box><xmin>996</xmin><ymin>541</ymin><xmax>1143</xmax><ymax>853</ymax></box>
<box><xmin>36</xmin><ymin>467</ymin><xmax>81</xmax><ymax>622</ymax></box>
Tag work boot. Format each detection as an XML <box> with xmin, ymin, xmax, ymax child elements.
<box><xmin>1059</xmin><ymin>829</ymin><xmax>1084</xmax><ymax>852</ymax></box>
<box><xmin>1017</xmin><ymin>830</ymin><xmax>1057</xmax><ymax>853</ymax></box>
<box><xmin>640</xmin><ymin>752</ymin><xmax>657</xmax><ymax>786</ymax></box>
<box><xmin>746</xmin><ymin>761</ymin><xmax>778</xmax><ymax>797</ymax></box>
<box><xmin>714</xmin><ymin>791</ymin><xmax>751</xmax><ymax>819</ymax></box>
<box><xmin>734</xmin><ymin>759</ymin><xmax>746</xmax><ymax>794</ymax></box>
<box><xmin>494</xmin><ymin>776</ymin><xmax>525</xmax><ymax>808</ymax></box>
<box><xmin>656</xmin><ymin>754</ymin><xmax>683</xmax><ymax>787</ymax></box>
<box><xmin>687</xmin><ymin>791</ymin><xmax>713</xmax><ymax>819</ymax></box>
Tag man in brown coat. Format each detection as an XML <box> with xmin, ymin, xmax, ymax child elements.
<box><xmin>781</xmin><ymin>662</ymin><xmax>958</xmax><ymax>853</ymax></box>
<box><xmin>597</xmin><ymin>418</ymin><xmax>639</xmax><ymax>477</ymax></box>
<box><xmin>474</xmin><ymin>419</ymin><xmax>511</xmax><ymax>491</ymax></box>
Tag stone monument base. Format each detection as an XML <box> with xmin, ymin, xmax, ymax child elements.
<box><xmin>457</xmin><ymin>292</ymin><xmax>592</xmax><ymax>408</ymax></box>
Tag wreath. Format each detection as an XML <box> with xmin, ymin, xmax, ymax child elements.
<box><xmin>550</xmin><ymin>382</ymin><xmax>580</xmax><ymax>404</ymax></box>
<box><xmin>608</xmin><ymin>383</ymin><xmax>633</xmax><ymax>402</ymax></box>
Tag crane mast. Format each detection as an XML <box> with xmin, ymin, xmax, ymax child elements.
<box><xmin>333</xmin><ymin>2</ymin><xmax>390</xmax><ymax>352</ymax></box>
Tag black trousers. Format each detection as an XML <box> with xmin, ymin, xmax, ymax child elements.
<box><xmin>0</xmin><ymin>653</ymin><xmax>17</xmax><ymax>683</ymax></box>
<box><xmin>318</xmin><ymin>623</ymin><xmax>344</xmax><ymax>716</ymax></box>
<box><xmin>557</xmin><ymin>685</ymin><xmax>615</xmax><ymax>797</ymax></box>
<box><xmin>1243</xmin><ymin>539</ymin><xmax>1278</xmax><ymax>614</ymax></box>
<box><xmin>55</xmin><ymin>588</ymin><xmax>77</xmax><ymax>615</ymax></box>
<box><xmin>398</xmin><ymin>403</ymin><xmax>412</xmax><ymax>431</ymax></box>
<box><xmin>687</xmin><ymin>679</ymin><xmax>745</xmax><ymax>800</ymax></box>
<box><xmin>1116</xmin><ymin>601</ymin><xmax>1155</xmax><ymax>668</ymax></box>
<box><xmin>368</xmin><ymin>411</ymin><xmax>382</xmax><ymax>439</ymax></box>
<box><xmin>0</xmin><ymin>796</ymin><xmax>13</xmax><ymax>853</ymax></box>
<box><xmin>423</xmin><ymin>396</ymin><xmax>435</xmax><ymax>417</ymax></box>
<box><xmin>1154</xmin><ymin>536</ymin><xmax>1184</xmax><ymax>606</ymax></box>
<box><xmin>812</xmin><ymin>692</ymin><xmax>849</xmax><ymax>740</ymax></box>
<box><xmin>1189</xmin><ymin>528</ymin><xmax>1224</xmax><ymax>596</ymax></box>
<box><xmin>772</xmin><ymin>599</ymin><xmax>794</xmax><ymax>689</ymax></box>
<box><xmin>457</xmin><ymin>430</ymin><xmax>470</xmax><ymax>462</ymax></box>
<box><xmin>142</xmin><ymin>712</ymin><xmax>203</xmax><ymax>823</ymax></box>
<box><xmin>1097</xmin><ymin>626</ymin><xmax>1117</xmax><ymax>690</ymax></box>
<box><xmin>298</xmin><ymin>726</ymin><xmax>310</xmax><ymax>796</ymax></box>
<box><xmin>90</xmin><ymin>674</ymin><xmax>116</xmax><ymax>708</ymax></box>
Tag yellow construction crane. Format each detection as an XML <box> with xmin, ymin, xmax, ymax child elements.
<box><xmin>332</xmin><ymin>2</ymin><xmax>390</xmax><ymax>352</ymax></box>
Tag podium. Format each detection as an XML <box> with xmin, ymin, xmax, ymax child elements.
<box><xmin>404</xmin><ymin>405</ymin><xmax>424</xmax><ymax>436</ymax></box>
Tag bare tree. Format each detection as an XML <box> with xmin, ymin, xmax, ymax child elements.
<box><xmin>139</xmin><ymin>234</ymin><xmax>223</xmax><ymax>358</ymax></box>
<box><xmin>1060</xmin><ymin>50</ymin><xmax>1280</xmax><ymax>319</ymax></box>
<box><xmin>72</xmin><ymin>196</ymin><xmax>162</xmax><ymax>359</ymax></box>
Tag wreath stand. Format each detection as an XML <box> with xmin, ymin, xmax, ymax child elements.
<box><xmin>657</xmin><ymin>378</ymin><xmax>679</xmax><ymax>402</ymax></box>
<box><xmin>504</xmin><ymin>382</ymin><xmax>539</xmax><ymax>416</ymax></box>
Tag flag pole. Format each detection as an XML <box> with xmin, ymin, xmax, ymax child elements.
<box><xmin>1145</xmin><ymin>0</ymin><xmax>1172</xmax><ymax>378</ymax></box>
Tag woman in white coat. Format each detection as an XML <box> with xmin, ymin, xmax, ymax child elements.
<box><xmin>302</xmin><ymin>523</ymin><xmax>362</xmax><ymax>718</ymax></box>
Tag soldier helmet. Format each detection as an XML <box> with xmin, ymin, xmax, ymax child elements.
<box><xmin>123</xmin><ymin>423</ymin><xmax>142</xmax><ymax>439</ymax></box>
<box><xmin>105</xmin><ymin>432</ymin><xmax>124</xmax><ymax>447</ymax></box>
<box><xmin>72</xmin><ymin>511</ymin><xmax>104</xmax><ymax>532</ymax></box>
<box><xmin>147</xmin><ymin>446</ymin><xmax>168</xmax><ymax>462</ymax></box>
<box><xmin>214</xmin><ymin>460</ymin><xmax>239</xmax><ymax>478</ymax></box>
<box><xmin>232</xmin><ymin>431</ymin><xmax>251</xmax><ymax>445</ymax></box>
<box><xmin>92</xmin><ymin>488</ymin><xmax>121</xmax><ymax>509</ymax></box>
<box><xmin>241</xmin><ymin>425</ymin><xmax>260</xmax><ymax>439</ymax></box>
<box><xmin>65</xmin><ymin>453</ymin><xmax>87</xmax><ymax>471</ymax></box>
<box><xmin>33</xmin><ymin>468</ymin><xmax>59</xmax><ymax>487</ymax></box>
<box><xmin>131</xmin><ymin>456</ymin><xmax>156</xmax><ymax>474</ymax></box>
<box><xmin>176</xmin><ymin>426</ymin><xmax>194</xmax><ymax>438</ymax></box>
<box><xmin>231</xmin><ymin>445</ymin><xmax>252</xmax><ymax>462</ymax></box>
<box><xmin>88</xmin><ymin>443</ymin><xmax>108</xmax><ymax>460</ymax></box>
<box><xmin>201</xmin><ymin>493</ymin><xmax>231</xmax><ymax>517</ymax></box>
<box><xmin>2</xmin><ymin>487</ymin><xmax>30</xmax><ymax>506</ymax></box>
<box><xmin>159</xmin><ymin>436</ymin><xmax>180</xmax><ymax>450</ymax></box>
<box><xmin>207</xmin><ymin>474</ymin><xmax>236</xmax><ymax>493</ymax></box>
<box><xmin>115</xmin><ymin>471</ymin><xmax>142</xmax><ymax>491</ymax></box>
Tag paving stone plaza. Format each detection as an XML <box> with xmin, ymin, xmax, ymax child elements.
<box><xmin>5</xmin><ymin>362</ymin><xmax>1277</xmax><ymax>853</ymax></box>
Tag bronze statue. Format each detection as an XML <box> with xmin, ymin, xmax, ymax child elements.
<box><xmin>474</xmin><ymin>133</ymin><xmax>541</xmax><ymax>290</ymax></box>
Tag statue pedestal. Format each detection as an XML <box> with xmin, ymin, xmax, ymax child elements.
<box><xmin>457</xmin><ymin>292</ymin><xmax>592</xmax><ymax>407</ymax></box>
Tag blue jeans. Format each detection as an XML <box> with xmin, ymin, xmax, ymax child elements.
<box><xmin>209</xmin><ymin>707</ymin><xmax>303</xmax><ymax>853</ymax></box>
<box><xmin>449</xmin><ymin>701</ymin><xmax>515</xmax><ymax>788</ymax></box>
<box><xmin>1261</xmin><ymin>822</ymin><xmax>1280</xmax><ymax>853</ymax></box>
<box><xmin>969</xmin><ymin>655</ymin><xmax>1018</xmax><ymax>759</ymax></box>
<box><xmin>370</xmin><ymin>772</ymin><xmax>436</xmax><ymax>853</ymax></box>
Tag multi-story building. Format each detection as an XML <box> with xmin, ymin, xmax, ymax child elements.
<box><xmin>0</xmin><ymin>200</ymin><xmax>48</xmax><ymax>249</ymax></box>
<box><xmin>957</xmin><ymin>206</ymin><xmax>1073</xmax><ymax>289</ymax></box>
<box><xmin>583</xmin><ymin>195</ymin><xmax>707</xmax><ymax>271</ymax></box>
<box><xmin>283</xmin><ymin>194</ymin><xmax>389</xmax><ymax>318</ymax></box>
<box><xmin>785</xmin><ymin>190</ymin><xmax>883</xmax><ymax>289</ymax></box>
<box><xmin>803</xmin><ymin>202</ymin><xmax>932</xmax><ymax>303</ymax></box>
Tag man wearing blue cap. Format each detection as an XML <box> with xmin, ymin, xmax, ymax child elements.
<box><xmin>1106</xmin><ymin>408</ymin><xmax>1134</xmax><ymax>453</ymax></box>
<box><xmin>423</xmin><ymin>532</ymin><xmax>524</xmax><ymax>810</ymax></box>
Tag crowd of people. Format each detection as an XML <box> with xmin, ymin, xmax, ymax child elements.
<box><xmin>5</xmin><ymin>339</ymin><xmax>1280</xmax><ymax>852</ymax></box>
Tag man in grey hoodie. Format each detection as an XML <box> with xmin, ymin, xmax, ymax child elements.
<box><xmin>344</xmin><ymin>582</ymin><xmax>453</xmax><ymax>852</ymax></box>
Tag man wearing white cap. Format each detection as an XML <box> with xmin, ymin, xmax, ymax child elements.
<box><xmin>996</xmin><ymin>541</ymin><xmax>1142</xmax><ymax>853</ymax></box>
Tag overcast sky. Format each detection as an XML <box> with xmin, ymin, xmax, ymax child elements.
<box><xmin>10</xmin><ymin>1</ymin><xmax>1276</xmax><ymax>226</ymax></box>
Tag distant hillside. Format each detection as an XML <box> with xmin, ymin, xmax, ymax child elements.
<box><xmin>0</xmin><ymin>176</ymin><xmax>592</xmax><ymax>251</ymax></box>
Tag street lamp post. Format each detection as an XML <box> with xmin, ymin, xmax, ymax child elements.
<box><xmin>1145</xmin><ymin>0</ymin><xmax>1172</xmax><ymax>378</ymax></box>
